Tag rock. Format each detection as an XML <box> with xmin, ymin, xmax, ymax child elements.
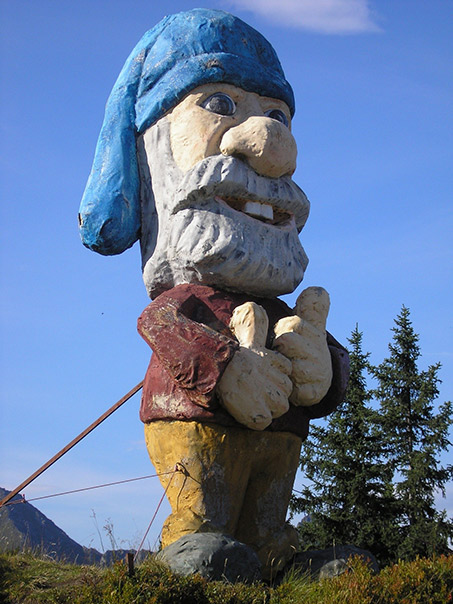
<box><xmin>318</xmin><ymin>557</ymin><xmax>348</xmax><ymax>579</ymax></box>
<box><xmin>157</xmin><ymin>533</ymin><xmax>261</xmax><ymax>583</ymax></box>
<box><xmin>286</xmin><ymin>544</ymin><xmax>379</xmax><ymax>579</ymax></box>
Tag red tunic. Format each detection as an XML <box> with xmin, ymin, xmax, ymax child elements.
<box><xmin>138</xmin><ymin>283</ymin><xmax>349</xmax><ymax>439</ymax></box>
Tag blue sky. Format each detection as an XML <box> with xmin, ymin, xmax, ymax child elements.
<box><xmin>1</xmin><ymin>0</ymin><xmax>452</xmax><ymax>552</ymax></box>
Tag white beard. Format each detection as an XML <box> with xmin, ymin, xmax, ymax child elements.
<box><xmin>137</xmin><ymin>118</ymin><xmax>310</xmax><ymax>299</ymax></box>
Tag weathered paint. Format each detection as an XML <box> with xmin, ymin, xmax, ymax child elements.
<box><xmin>274</xmin><ymin>287</ymin><xmax>333</xmax><ymax>406</ymax></box>
<box><xmin>168</xmin><ymin>83</ymin><xmax>296</xmax><ymax>177</ymax></box>
<box><xmin>79</xmin><ymin>7</ymin><xmax>350</xmax><ymax>583</ymax></box>
<box><xmin>138</xmin><ymin>116</ymin><xmax>309</xmax><ymax>299</ymax></box>
<box><xmin>218</xmin><ymin>301</ymin><xmax>292</xmax><ymax>430</ymax></box>
<box><xmin>145</xmin><ymin>420</ymin><xmax>302</xmax><ymax>579</ymax></box>
<box><xmin>220</xmin><ymin>115</ymin><xmax>297</xmax><ymax>178</ymax></box>
<box><xmin>78</xmin><ymin>8</ymin><xmax>294</xmax><ymax>257</ymax></box>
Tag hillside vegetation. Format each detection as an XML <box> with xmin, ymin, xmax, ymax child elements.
<box><xmin>1</xmin><ymin>551</ymin><xmax>452</xmax><ymax>604</ymax></box>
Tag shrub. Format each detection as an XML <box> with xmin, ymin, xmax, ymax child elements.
<box><xmin>376</xmin><ymin>554</ymin><xmax>453</xmax><ymax>604</ymax></box>
<box><xmin>0</xmin><ymin>550</ymin><xmax>451</xmax><ymax>604</ymax></box>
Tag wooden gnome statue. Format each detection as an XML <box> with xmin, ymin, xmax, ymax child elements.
<box><xmin>79</xmin><ymin>9</ymin><xmax>349</xmax><ymax>581</ymax></box>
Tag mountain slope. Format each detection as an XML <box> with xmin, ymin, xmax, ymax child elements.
<box><xmin>0</xmin><ymin>487</ymin><xmax>85</xmax><ymax>562</ymax></box>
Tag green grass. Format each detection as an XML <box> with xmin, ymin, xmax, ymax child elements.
<box><xmin>1</xmin><ymin>551</ymin><xmax>452</xmax><ymax>604</ymax></box>
<box><xmin>0</xmin><ymin>551</ymin><xmax>104</xmax><ymax>604</ymax></box>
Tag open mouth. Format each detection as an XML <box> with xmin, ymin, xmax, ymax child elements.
<box><xmin>215</xmin><ymin>196</ymin><xmax>294</xmax><ymax>226</ymax></box>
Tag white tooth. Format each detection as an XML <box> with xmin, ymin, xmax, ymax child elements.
<box><xmin>244</xmin><ymin>201</ymin><xmax>261</xmax><ymax>217</ymax></box>
<box><xmin>260</xmin><ymin>203</ymin><xmax>273</xmax><ymax>221</ymax></box>
<box><xmin>244</xmin><ymin>201</ymin><xmax>274</xmax><ymax>221</ymax></box>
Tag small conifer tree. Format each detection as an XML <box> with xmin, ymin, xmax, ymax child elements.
<box><xmin>293</xmin><ymin>326</ymin><xmax>399</xmax><ymax>565</ymax></box>
<box><xmin>372</xmin><ymin>306</ymin><xmax>453</xmax><ymax>559</ymax></box>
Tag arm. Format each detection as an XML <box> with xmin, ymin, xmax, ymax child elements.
<box><xmin>138</xmin><ymin>287</ymin><xmax>239</xmax><ymax>408</ymax></box>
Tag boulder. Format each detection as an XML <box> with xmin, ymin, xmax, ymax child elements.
<box><xmin>287</xmin><ymin>544</ymin><xmax>379</xmax><ymax>579</ymax></box>
<box><xmin>157</xmin><ymin>533</ymin><xmax>261</xmax><ymax>583</ymax></box>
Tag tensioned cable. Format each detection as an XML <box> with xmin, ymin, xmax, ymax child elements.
<box><xmin>4</xmin><ymin>474</ymin><xmax>305</xmax><ymax>506</ymax></box>
<box><xmin>134</xmin><ymin>466</ymin><xmax>180</xmax><ymax>561</ymax></box>
<box><xmin>2</xmin><ymin>470</ymin><xmax>175</xmax><ymax>506</ymax></box>
<box><xmin>0</xmin><ymin>380</ymin><xmax>143</xmax><ymax>507</ymax></box>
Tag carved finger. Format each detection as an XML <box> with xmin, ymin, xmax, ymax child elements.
<box><xmin>291</xmin><ymin>357</ymin><xmax>333</xmax><ymax>385</ymax></box>
<box><xmin>230</xmin><ymin>301</ymin><xmax>268</xmax><ymax>350</ymax></box>
<box><xmin>273</xmin><ymin>331</ymin><xmax>308</xmax><ymax>359</ymax></box>
<box><xmin>265</xmin><ymin>387</ymin><xmax>290</xmax><ymax>417</ymax></box>
<box><xmin>263</xmin><ymin>348</ymin><xmax>292</xmax><ymax>374</ymax></box>
<box><xmin>273</xmin><ymin>315</ymin><xmax>303</xmax><ymax>339</ymax></box>
<box><xmin>295</xmin><ymin>287</ymin><xmax>330</xmax><ymax>331</ymax></box>
<box><xmin>265</xmin><ymin>363</ymin><xmax>293</xmax><ymax>398</ymax></box>
<box><xmin>290</xmin><ymin>380</ymin><xmax>331</xmax><ymax>407</ymax></box>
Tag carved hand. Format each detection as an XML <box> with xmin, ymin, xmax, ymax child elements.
<box><xmin>273</xmin><ymin>287</ymin><xmax>333</xmax><ymax>407</ymax></box>
<box><xmin>217</xmin><ymin>301</ymin><xmax>292</xmax><ymax>430</ymax></box>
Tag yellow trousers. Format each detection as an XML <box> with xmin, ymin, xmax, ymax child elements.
<box><xmin>145</xmin><ymin>420</ymin><xmax>302</xmax><ymax>578</ymax></box>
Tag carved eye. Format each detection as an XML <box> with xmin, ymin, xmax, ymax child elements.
<box><xmin>202</xmin><ymin>93</ymin><xmax>236</xmax><ymax>116</ymax></box>
<box><xmin>265</xmin><ymin>109</ymin><xmax>289</xmax><ymax>127</ymax></box>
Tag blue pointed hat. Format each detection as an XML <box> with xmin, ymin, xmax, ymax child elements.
<box><xmin>79</xmin><ymin>9</ymin><xmax>295</xmax><ymax>255</ymax></box>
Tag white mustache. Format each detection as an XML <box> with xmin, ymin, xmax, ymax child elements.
<box><xmin>172</xmin><ymin>155</ymin><xmax>310</xmax><ymax>232</ymax></box>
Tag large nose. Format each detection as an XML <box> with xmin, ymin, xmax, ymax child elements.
<box><xmin>219</xmin><ymin>116</ymin><xmax>297</xmax><ymax>178</ymax></box>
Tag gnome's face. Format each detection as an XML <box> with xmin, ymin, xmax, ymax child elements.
<box><xmin>137</xmin><ymin>83</ymin><xmax>310</xmax><ymax>299</ymax></box>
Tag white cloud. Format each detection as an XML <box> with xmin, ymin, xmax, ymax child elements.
<box><xmin>227</xmin><ymin>0</ymin><xmax>382</xmax><ymax>34</ymax></box>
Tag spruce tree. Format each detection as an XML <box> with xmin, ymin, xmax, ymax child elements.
<box><xmin>292</xmin><ymin>326</ymin><xmax>399</xmax><ymax>564</ymax></box>
<box><xmin>372</xmin><ymin>306</ymin><xmax>453</xmax><ymax>560</ymax></box>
